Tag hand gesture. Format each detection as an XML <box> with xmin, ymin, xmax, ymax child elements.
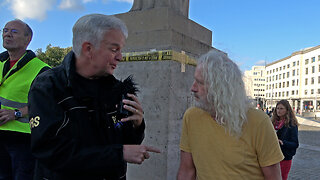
<box><xmin>123</xmin><ymin>145</ymin><xmax>161</xmax><ymax>164</ymax></box>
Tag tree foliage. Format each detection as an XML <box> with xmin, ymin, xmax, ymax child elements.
<box><xmin>35</xmin><ymin>44</ymin><xmax>72</xmax><ymax>67</ymax></box>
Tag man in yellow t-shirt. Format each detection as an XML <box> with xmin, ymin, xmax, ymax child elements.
<box><xmin>177</xmin><ymin>50</ymin><xmax>284</xmax><ymax>180</ymax></box>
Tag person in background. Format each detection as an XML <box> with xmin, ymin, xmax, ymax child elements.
<box><xmin>177</xmin><ymin>50</ymin><xmax>283</xmax><ymax>180</ymax></box>
<box><xmin>28</xmin><ymin>14</ymin><xmax>160</xmax><ymax>180</ymax></box>
<box><xmin>272</xmin><ymin>100</ymin><xmax>299</xmax><ymax>180</ymax></box>
<box><xmin>0</xmin><ymin>19</ymin><xmax>50</xmax><ymax>180</ymax></box>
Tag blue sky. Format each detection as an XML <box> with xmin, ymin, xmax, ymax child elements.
<box><xmin>1</xmin><ymin>0</ymin><xmax>320</xmax><ymax>71</ymax></box>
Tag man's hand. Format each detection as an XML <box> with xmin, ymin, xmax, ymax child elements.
<box><xmin>121</xmin><ymin>93</ymin><xmax>144</xmax><ymax>127</ymax></box>
<box><xmin>0</xmin><ymin>109</ymin><xmax>15</xmax><ymax>126</ymax></box>
<box><xmin>123</xmin><ymin>145</ymin><xmax>161</xmax><ymax>164</ymax></box>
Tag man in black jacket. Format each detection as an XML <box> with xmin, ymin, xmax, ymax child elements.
<box><xmin>28</xmin><ymin>14</ymin><xmax>160</xmax><ymax>180</ymax></box>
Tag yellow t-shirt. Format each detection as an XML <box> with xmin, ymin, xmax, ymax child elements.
<box><xmin>180</xmin><ymin>107</ymin><xmax>284</xmax><ymax>180</ymax></box>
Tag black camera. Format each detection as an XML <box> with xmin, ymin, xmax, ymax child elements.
<box><xmin>116</xmin><ymin>75</ymin><xmax>139</xmax><ymax>120</ymax></box>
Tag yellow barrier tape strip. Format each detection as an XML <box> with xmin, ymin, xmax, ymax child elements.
<box><xmin>121</xmin><ymin>50</ymin><xmax>197</xmax><ymax>66</ymax></box>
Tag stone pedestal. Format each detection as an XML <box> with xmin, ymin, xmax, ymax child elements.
<box><xmin>114</xmin><ymin>59</ymin><xmax>195</xmax><ymax>180</ymax></box>
<box><xmin>116</xmin><ymin>7</ymin><xmax>214</xmax><ymax>58</ymax></box>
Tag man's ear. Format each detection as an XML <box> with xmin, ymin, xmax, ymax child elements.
<box><xmin>81</xmin><ymin>42</ymin><xmax>93</xmax><ymax>58</ymax></box>
<box><xmin>25</xmin><ymin>35</ymin><xmax>32</xmax><ymax>46</ymax></box>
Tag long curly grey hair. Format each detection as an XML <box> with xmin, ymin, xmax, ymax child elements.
<box><xmin>198</xmin><ymin>50</ymin><xmax>250</xmax><ymax>136</ymax></box>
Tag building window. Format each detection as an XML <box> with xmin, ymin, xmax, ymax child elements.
<box><xmin>279</xmin><ymin>82</ymin><xmax>281</xmax><ymax>88</ymax></box>
<box><xmin>305</xmin><ymin>59</ymin><xmax>309</xmax><ymax>64</ymax></box>
<box><xmin>312</xmin><ymin>66</ymin><xmax>315</xmax><ymax>73</ymax></box>
<box><xmin>292</xmin><ymin>69</ymin><xmax>295</xmax><ymax>76</ymax></box>
<box><xmin>311</xmin><ymin>77</ymin><xmax>315</xmax><ymax>84</ymax></box>
<box><xmin>311</xmin><ymin>89</ymin><xmax>314</xmax><ymax>94</ymax></box>
<box><xmin>286</xmin><ymin>91</ymin><xmax>289</xmax><ymax>96</ymax></box>
<box><xmin>272</xmin><ymin>76</ymin><xmax>274</xmax><ymax>81</ymax></box>
<box><xmin>318</xmin><ymin>89</ymin><xmax>320</xmax><ymax>94</ymax></box>
<box><xmin>275</xmin><ymin>92</ymin><xmax>277</xmax><ymax>97</ymax></box>
<box><xmin>283</xmin><ymin>73</ymin><xmax>285</xmax><ymax>79</ymax></box>
<box><xmin>283</xmin><ymin>82</ymin><xmax>285</xmax><ymax>87</ymax></box>
<box><xmin>306</xmin><ymin>68</ymin><xmax>308</xmax><ymax>75</ymax></box>
<box><xmin>296</xmin><ymin>90</ymin><xmax>298</xmax><ymax>95</ymax></box>
<box><xmin>293</xmin><ymin>62</ymin><xmax>296</xmax><ymax>66</ymax></box>
<box><xmin>287</xmin><ymin>64</ymin><xmax>290</xmax><ymax>68</ymax></box>
<box><xmin>297</xmin><ymin>69</ymin><xmax>299</xmax><ymax>75</ymax></box>
<box><xmin>283</xmin><ymin>65</ymin><xmax>286</xmax><ymax>70</ymax></box>
<box><xmin>276</xmin><ymin>75</ymin><xmax>278</xmax><ymax>80</ymax></box>
<box><xmin>297</xmin><ymin>61</ymin><xmax>299</xmax><ymax>65</ymax></box>
<box><xmin>305</xmin><ymin>90</ymin><xmax>308</xmax><ymax>95</ymax></box>
<box><xmin>305</xmin><ymin>78</ymin><xmax>308</xmax><ymax>85</ymax></box>
<box><xmin>273</xmin><ymin>69</ymin><xmax>275</xmax><ymax>73</ymax></box>
<box><xmin>292</xmin><ymin>90</ymin><xmax>294</xmax><ymax>95</ymax></box>
<box><xmin>287</xmin><ymin>72</ymin><xmax>289</xmax><ymax>78</ymax></box>
<box><xmin>275</xmin><ymin>83</ymin><xmax>277</xmax><ymax>88</ymax></box>
<box><xmin>280</xmin><ymin>67</ymin><xmax>282</xmax><ymax>71</ymax></box>
<box><xmin>318</xmin><ymin>76</ymin><xmax>320</xmax><ymax>84</ymax></box>
<box><xmin>312</xmin><ymin>57</ymin><xmax>315</xmax><ymax>63</ymax></box>
<box><xmin>287</xmin><ymin>81</ymin><xmax>289</xmax><ymax>87</ymax></box>
<box><xmin>292</xmin><ymin>80</ymin><xmax>295</xmax><ymax>86</ymax></box>
<box><xmin>297</xmin><ymin>79</ymin><xmax>299</xmax><ymax>86</ymax></box>
<box><xmin>279</xmin><ymin>74</ymin><xmax>281</xmax><ymax>80</ymax></box>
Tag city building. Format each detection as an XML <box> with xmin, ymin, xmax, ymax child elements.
<box><xmin>265</xmin><ymin>45</ymin><xmax>320</xmax><ymax>113</ymax></box>
<box><xmin>243</xmin><ymin>66</ymin><xmax>266</xmax><ymax>108</ymax></box>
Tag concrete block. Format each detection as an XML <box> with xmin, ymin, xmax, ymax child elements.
<box><xmin>114</xmin><ymin>60</ymin><xmax>195</xmax><ymax>180</ymax></box>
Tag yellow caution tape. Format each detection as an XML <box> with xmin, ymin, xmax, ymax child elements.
<box><xmin>122</xmin><ymin>50</ymin><xmax>196</xmax><ymax>65</ymax></box>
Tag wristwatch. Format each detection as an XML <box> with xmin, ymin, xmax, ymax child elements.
<box><xmin>14</xmin><ymin>109</ymin><xmax>22</xmax><ymax>120</ymax></box>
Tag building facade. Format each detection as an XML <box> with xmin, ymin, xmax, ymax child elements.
<box><xmin>244</xmin><ymin>66</ymin><xmax>266</xmax><ymax>108</ymax></box>
<box><xmin>265</xmin><ymin>45</ymin><xmax>320</xmax><ymax>113</ymax></box>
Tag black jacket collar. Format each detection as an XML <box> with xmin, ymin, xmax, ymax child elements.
<box><xmin>0</xmin><ymin>50</ymin><xmax>36</xmax><ymax>78</ymax></box>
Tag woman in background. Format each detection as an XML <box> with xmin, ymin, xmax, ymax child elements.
<box><xmin>272</xmin><ymin>100</ymin><xmax>299</xmax><ymax>180</ymax></box>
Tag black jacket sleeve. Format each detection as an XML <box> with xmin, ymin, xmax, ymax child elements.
<box><xmin>29</xmin><ymin>71</ymin><xmax>125</xmax><ymax>175</ymax></box>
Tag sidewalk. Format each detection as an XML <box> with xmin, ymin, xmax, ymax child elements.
<box><xmin>296</xmin><ymin>115</ymin><xmax>320</xmax><ymax>127</ymax></box>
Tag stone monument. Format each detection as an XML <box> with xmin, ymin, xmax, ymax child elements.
<box><xmin>113</xmin><ymin>1</ymin><xmax>219</xmax><ymax>179</ymax></box>
<box><xmin>116</xmin><ymin>0</ymin><xmax>215</xmax><ymax>58</ymax></box>
<box><xmin>130</xmin><ymin>0</ymin><xmax>189</xmax><ymax>17</ymax></box>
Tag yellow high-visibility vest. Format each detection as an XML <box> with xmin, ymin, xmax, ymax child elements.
<box><xmin>0</xmin><ymin>54</ymin><xmax>49</xmax><ymax>133</ymax></box>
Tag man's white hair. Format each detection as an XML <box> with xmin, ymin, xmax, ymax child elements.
<box><xmin>72</xmin><ymin>14</ymin><xmax>128</xmax><ymax>57</ymax></box>
<box><xmin>198</xmin><ymin>50</ymin><xmax>250</xmax><ymax>136</ymax></box>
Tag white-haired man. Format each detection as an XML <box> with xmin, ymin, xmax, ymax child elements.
<box><xmin>29</xmin><ymin>14</ymin><xmax>160</xmax><ymax>179</ymax></box>
<box><xmin>177</xmin><ymin>50</ymin><xmax>284</xmax><ymax>180</ymax></box>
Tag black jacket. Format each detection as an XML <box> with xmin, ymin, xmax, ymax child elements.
<box><xmin>276</xmin><ymin>124</ymin><xmax>299</xmax><ymax>160</ymax></box>
<box><xmin>28</xmin><ymin>51</ymin><xmax>145</xmax><ymax>180</ymax></box>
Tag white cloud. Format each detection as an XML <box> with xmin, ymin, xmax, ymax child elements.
<box><xmin>255</xmin><ymin>60</ymin><xmax>266</xmax><ymax>66</ymax></box>
<box><xmin>59</xmin><ymin>0</ymin><xmax>84</xmax><ymax>11</ymax></box>
<box><xmin>8</xmin><ymin>0</ymin><xmax>56</xmax><ymax>21</ymax></box>
<box><xmin>5</xmin><ymin>0</ymin><xmax>132</xmax><ymax>21</ymax></box>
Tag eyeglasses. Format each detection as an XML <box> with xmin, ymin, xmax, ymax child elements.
<box><xmin>1</xmin><ymin>28</ymin><xmax>19</xmax><ymax>34</ymax></box>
